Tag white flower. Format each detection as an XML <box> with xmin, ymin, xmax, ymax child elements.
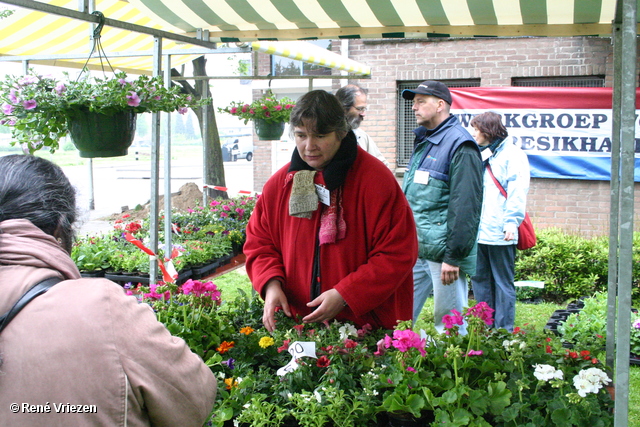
<box><xmin>313</xmin><ymin>390</ymin><xmax>322</xmax><ymax>403</ymax></box>
<box><xmin>633</xmin><ymin>318</ymin><xmax>640</xmax><ymax>329</ymax></box>
<box><xmin>503</xmin><ymin>339</ymin><xmax>523</xmax><ymax>350</ymax></box>
<box><xmin>572</xmin><ymin>367</ymin><xmax>611</xmax><ymax>397</ymax></box>
<box><xmin>339</xmin><ymin>323</ymin><xmax>358</xmax><ymax>340</ymax></box>
<box><xmin>573</xmin><ymin>376</ymin><xmax>600</xmax><ymax>397</ymax></box>
<box><xmin>533</xmin><ymin>364</ymin><xmax>564</xmax><ymax>382</ymax></box>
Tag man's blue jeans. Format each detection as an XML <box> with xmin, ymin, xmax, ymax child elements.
<box><xmin>413</xmin><ymin>258</ymin><xmax>469</xmax><ymax>334</ymax></box>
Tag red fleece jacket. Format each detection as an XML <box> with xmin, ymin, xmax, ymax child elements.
<box><xmin>245</xmin><ymin>147</ymin><xmax>418</xmax><ymax>330</ymax></box>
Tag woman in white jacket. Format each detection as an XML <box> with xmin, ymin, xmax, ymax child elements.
<box><xmin>470</xmin><ymin>112</ymin><xmax>530</xmax><ymax>332</ymax></box>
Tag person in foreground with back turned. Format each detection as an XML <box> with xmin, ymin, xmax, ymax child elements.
<box><xmin>244</xmin><ymin>90</ymin><xmax>418</xmax><ymax>332</ymax></box>
<box><xmin>0</xmin><ymin>154</ymin><xmax>216</xmax><ymax>426</ymax></box>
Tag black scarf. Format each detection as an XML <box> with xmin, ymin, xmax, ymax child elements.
<box><xmin>288</xmin><ymin>130</ymin><xmax>358</xmax><ymax>191</ymax></box>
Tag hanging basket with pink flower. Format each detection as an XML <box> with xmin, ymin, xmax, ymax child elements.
<box><xmin>0</xmin><ymin>71</ymin><xmax>205</xmax><ymax>157</ymax></box>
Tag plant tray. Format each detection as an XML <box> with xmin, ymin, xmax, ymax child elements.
<box><xmin>105</xmin><ymin>269</ymin><xmax>193</xmax><ymax>287</ymax></box>
<box><xmin>191</xmin><ymin>260</ymin><xmax>222</xmax><ymax>280</ymax></box>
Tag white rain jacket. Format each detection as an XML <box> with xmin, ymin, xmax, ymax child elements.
<box><xmin>478</xmin><ymin>138</ymin><xmax>530</xmax><ymax>245</ymax></box>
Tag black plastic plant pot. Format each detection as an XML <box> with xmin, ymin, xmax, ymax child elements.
<box><xmin>68</xmin><ymin>109</ymin><xmax>137</xmax><ymax>158</ymax></box>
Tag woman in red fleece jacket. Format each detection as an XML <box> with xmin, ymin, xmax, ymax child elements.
<box><xmin>244</xmin><ymin>90</ymin><xmax>418</xmax><ymax>332</ymax></box>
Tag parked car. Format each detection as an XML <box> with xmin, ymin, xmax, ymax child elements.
<box><xmin>222</xmin><ymin>135</ymin><xmax>253</xmax><ymax>161</ymax></box>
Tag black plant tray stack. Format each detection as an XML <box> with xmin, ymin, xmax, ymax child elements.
<box><xmin>544</xmin><ymin>299</ymin><xmax>640</xmax><ymax>365</ymax></box>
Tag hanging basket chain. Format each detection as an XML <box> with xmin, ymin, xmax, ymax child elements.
<box><xmin>77</xmin><ymin>11</ymin><xmax>116</xmax><ymax>80</ymax></box>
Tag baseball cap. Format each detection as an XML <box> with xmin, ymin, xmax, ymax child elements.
<box><xmin>402</xmin><ymin>80</ymin><xmax>452</xmax><ymax>105</ymax></box>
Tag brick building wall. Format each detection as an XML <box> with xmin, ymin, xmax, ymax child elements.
<box><xmin>253</xmin><ymin>36</ymin><xmax>639</xmax><ymax>237</ymax></box>
<box><xmin>252</xmin><ymin>56</ymin><xmax>277</xmax><ymax>191</ymax></box>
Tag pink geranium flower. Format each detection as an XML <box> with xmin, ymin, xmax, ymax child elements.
<box><xmin>466</xmin><ymin>301</ymin><xmax>495</xmax><ymax>326</ymax></box>
<box><xmin>144</xmin><ymin>283</ymin><xmax>171</xmax><ymax>300</ymax></box>
<box><xmin>442</xmin><ymin>310</ymin><xmax>464</xmax><ymax>329</ymax></box>
<box><xmin>384</xmin><ymin>329</ymin><xmax>426</xmax><ymax>356</ymax></box>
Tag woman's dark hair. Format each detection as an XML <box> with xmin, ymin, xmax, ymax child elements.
<box><xmin>0</xmin><ymin>155</ymin><xmax>77</xmax><ymax>252</ymax></box>
<box><xmin>289</xmin><ymin>90</ymin><xmax>349</xmax><ymax>139</ymax></box>
<box><xmin>470</xmin><ymin>111</ymin><xmax>508</xmax><ymax>142</ymax></box>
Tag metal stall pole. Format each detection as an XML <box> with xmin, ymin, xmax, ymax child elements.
<box><xmin>612</xmin><ymin>0</ymin><xmax>636</xmax><ymax>425</ymax></box>
<box><xmin>83</xmin><ymin>0</ymin><xmax>95</xmax><ymax>211</ymax></box>
<box><xmin>198</xmin><ymin>29</ymin><xmax>210</xmax><ymax>207</ymax></box>
<box><xmin>163</xmin><ymin>54</ymin><xmax>173</xmax><ymax>274</ymax></box>
<box><xmin>148</xmin><ymin>36</ymin><xmax>162</xmax><ymax>284</ymax></box>
<box><xmin>607</xmin><ymin>2</ymin><xmax>623</xmax><ymax>371</ymax></box>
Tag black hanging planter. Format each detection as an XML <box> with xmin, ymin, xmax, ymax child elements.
<box><xmin>254</xmin><ymin>118</ymin><xmax>285</xmax><ymax>141</ymax></box>
<box><xmin>68</xmin><ymin>109</ymin><xmax>137</xmax><ymax>158</ymax></box>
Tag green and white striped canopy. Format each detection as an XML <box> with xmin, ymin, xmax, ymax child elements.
<box><xmin>127</xmin><ymin>0</ymin><xmax>628</xmax><ymax>41</ymax></box>
<box><xmin>0</xmin><ymin>0</ymin><xmax>636</xmax><ymax>73</ymax></box>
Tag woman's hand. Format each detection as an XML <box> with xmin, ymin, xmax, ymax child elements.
<box><xmin>303</xmin><ymin>289</ymin><xmax>346</xmax><ymax>324</ymax></box>
<box><xmin>262</xmin><ymin>279</ymin><xmax>291</xmax><ymax>332</ymax></box>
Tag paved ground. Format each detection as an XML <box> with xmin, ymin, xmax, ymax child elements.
<box><xmin>63</xmin><ymin>157</ymin><xmax>254</xmax><ymax>235</ymax></box>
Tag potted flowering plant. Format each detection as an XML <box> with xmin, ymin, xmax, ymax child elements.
<box><xmin>218</xmin><ymin>90</ymin><xmax>295</xmax><ymax>140</ymax></box>
<box><xmin>375</xmin><ymin>302</ymin><xmax>614</xmax><ymax>426</ymax></box>
<box><xmin>0</xmin><ymin>70</ymin><xmax>204</xmax><ymax>156</ymax></box>
<box><xmin>126</xmin><ymin>278</ymin><xmax>232</xmax><ymax>363</ymax></box>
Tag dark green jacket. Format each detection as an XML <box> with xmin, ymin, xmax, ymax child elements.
<box><xmin>402</xmin><ymin>115</ymin><xmax>483</xmax><ymax>275</ymax></box>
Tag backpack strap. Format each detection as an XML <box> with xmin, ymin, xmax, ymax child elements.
<box><xmin>0</xmin><ymin>277</ymin><xmax>63</xmax><ymax>334</ymax></box>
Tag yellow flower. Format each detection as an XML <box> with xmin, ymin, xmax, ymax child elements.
<box><xmin>224</xmin><ymin>377</ymin><xmax>238</xmax><ymax>390</ymax></box>
<box><xmin>240</xmin><ymin>326</ymin><xmax>254</xmax><ymax>335</ymax></box>
<box><xmin>259</xmin><ymin>336</ymin><xmax>275</xmax><ymax>348</ymax></box>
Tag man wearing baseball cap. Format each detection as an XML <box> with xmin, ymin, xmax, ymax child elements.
<box><xmin>401</xmin><ymin>80</ymin><xmax>483</xmax><ymax>334</ymax></box>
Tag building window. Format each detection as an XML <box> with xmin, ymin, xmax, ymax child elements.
<box><xmin>512</xmin><ymin>76</ymin><xmax>605</xmax><ymax>87</ymax></box>
<box><xmin>397</xmin><ymin>79</ymin><xmax>480</xmax><ymax>169</ymax></box>
<box><xmin>271</xmin><ymin>40</ymin><xmax>332</xmax><ymax>77</ymax></box>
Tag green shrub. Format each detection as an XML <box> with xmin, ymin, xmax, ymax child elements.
<box><xmin>515</xmin><ymin>228</ymin><xmax>639</xmax><ymax>303</ymax></box>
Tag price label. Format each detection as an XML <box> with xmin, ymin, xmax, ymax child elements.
<box><xmin>276</xmin><ymin>341</ymin><xmax>316</xmax><ymax>376</ymax></box>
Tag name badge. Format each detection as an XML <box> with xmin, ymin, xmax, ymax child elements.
<box><xmin>414</xmin><ymin>170</ymin><xmax>430</xmax><ymax>185</ymax></box>
<box><xmin>315</xmin><ymin>184</ymin><xmax>331</xmax><ymax>206</ymax></box>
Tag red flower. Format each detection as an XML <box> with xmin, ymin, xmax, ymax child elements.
<box><xmin>546</xmin><ymin>345</ymin><xmax>552</xmax><ymax>354</ymax></box>
<box><xmin>580</xmin><ymin>350</ymin><xmax>591</xmax><ymax>360</ymax></box>
<box><xmin>125</xmin><ymin>222</ymin><xmax>142</xmax><ymax>234</ymax></box>
<box><xmin>316</xmin><ymin>355</ymin><xmax>330</xmax><ymax>368</ymax></box>
<box><xmin>566</xmin><ymin>350</ymin><xmax>578</xmax><ymax>359</ymax></box>
<box><xmin>344</xmin><ymin>339</ymin><xmax>357</xmax><ymax>349</ymax></box>
<box><xmin>277</xmin><ymin>339</ymin><xmax>290</xmax><ymax>353</ymax></box>
<box><xmin>217</xmin><ymin>341</ymin><xmax>235</xmax><ymax>354</ymax></box>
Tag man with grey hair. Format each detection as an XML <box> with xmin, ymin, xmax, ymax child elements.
<box><xmin>335</xmin><ymin>84</ymin><xmax>390</xmax><ymax>168</ymax></box>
